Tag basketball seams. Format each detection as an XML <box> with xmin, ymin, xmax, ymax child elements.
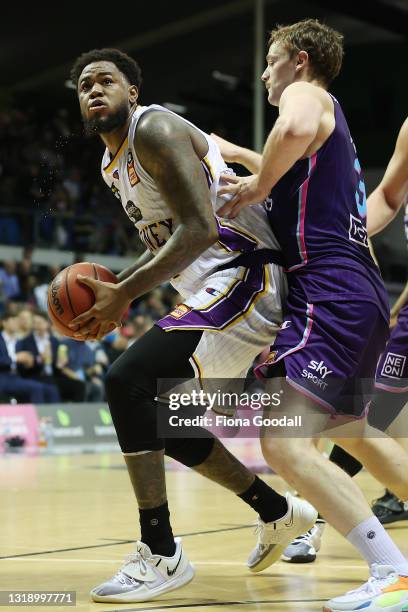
<box><xmin>65</xmin><ymin>265</ymin><xmax>78</xmax><ymax>318</ymax></box>
<box><xmin>47</xmin><ymin>278</ymin><xmax>60</xmax><ymax>320</ymax></box>
<box><xmin>47</xmin><ymin>262</ymin><xmax>117</xmax><ymax>340</ymax></box>
<box><xmin>47</xmin><ymin>293</ymin><xmax>74</xmax><ymax>335</ymax></box>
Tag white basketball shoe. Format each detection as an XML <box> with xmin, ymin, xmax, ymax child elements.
<box><xmin>247</xmin><ymin>492</ymin><xmax>318</xmax><ymax>572</ymax></box>
<box><xmin>91</xmin><ymin>537</ymin><xmax>194</xmax><ymax>603</ymax></box>
<box><xmin>324</xmin><ymin>564</ymin><xmax>408</xmax><ymax>611</ymax></box>
<box><xmin>281</xmin><ymin>519</ymin><xmax>326</xmax><ymax>563</ymax></box>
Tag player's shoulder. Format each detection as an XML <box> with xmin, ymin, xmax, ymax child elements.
<box><xmin>282</xmin><ymin>82</ymin><xmax>332</xmax><ymax>106</ymax></box>
<box><xmin>136</xmin><ymin>109</ymin><xmax>190</xmax><ymax>149</ymax></box>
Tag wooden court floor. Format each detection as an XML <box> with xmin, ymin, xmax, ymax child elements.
<box><xmin>1</xmin><ymin>452</ymin><xmax>407</xmax><ymax>612</ymax></box>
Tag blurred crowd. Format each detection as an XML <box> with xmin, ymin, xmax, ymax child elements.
<box><xmin>0</xmin><ymin>108</ymin><xmax>143</xmax><ymax>255</ymax></box>
<box><xmin>0</xmin><ymin>255</ymin><xmax>180</xmax><ymax>404</ymax></box>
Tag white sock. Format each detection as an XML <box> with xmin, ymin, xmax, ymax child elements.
<box><xmin>347</xmin><ymin>516</ymin><xmax>408</xmax><ymax>576</ymax></box>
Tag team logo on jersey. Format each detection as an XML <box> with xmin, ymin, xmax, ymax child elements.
<box><xmin>205</xmin><ymin>288</ymin><xmax>219</xmax><ymax>296</ymax></box>
<box><xmin>110</xmin><ymin>183</ymin><xmax>122</xmax><ymax>202</ymax></box>
<box><xmin>380</xmin><ymin>352</ymin><xmax>406</xmax><ymax>379</ymax></box>
<box><xmin>265</xmin><ymin>350</ymin><xmax>278</xmax><ymax>364</ymax></box>
<box><xmin>169</xmin><ymin>304</ymin><xmax>192</xmax><ymax>319</ymax></box>
<box><xmin>113</xmin><ymin>170</ymin><xmax>119</xmax><ymax>180</ymax></box>
<box><xmin>127</xmin><ymin>151</ymin><xmax>139</xmax><ymax>187</ymax></box>
<box><xmin>125</xmin><ymin>201</ymin><xmax>142</xmax><ymax>223</ymax></box>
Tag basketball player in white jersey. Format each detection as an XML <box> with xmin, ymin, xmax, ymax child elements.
<box><xmin>68</xmin><ymin>48</ymin><xmax>317</xmax><ymax>603</ymax></box>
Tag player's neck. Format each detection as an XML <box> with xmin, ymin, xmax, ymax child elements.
<box><xmin>100</xmin><ymin>122</ymin><xmax>130</xmax><ymax>156</ymax></box>
<box><xmin>100</xmin><ymin>104</ymin><xmax>138</xmax><ymax>156</ymax></box>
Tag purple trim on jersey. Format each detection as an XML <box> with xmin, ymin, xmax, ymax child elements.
<box><xmin>216</xmin><ymin>218</ymin><xmax>258</xmax><ymax>253</ymax></box>
<box><xmin>254</xmin><ymin>303</ymin><xmax>314</xmax><ymax>379</ymax></box>
<box><xmin>374</xmin><ymin>381</ymin><xmax>408</xmax><ymax>393</ymax></box>
<box><xmin>157</xmin><ymin>265</ymin><xmax>266</xmax><ymax>331</ymax></box>
<box><xmin>286</xmin><ymin>376</ymin><xmax>337</xmax><ymax>415</ymax></box>
<box><xmin>286</xmin><ymin>377</ymin><xmax>371</xmax><ymax>420</ymax></box>
<box><xmin>290</xmin><ymin>153</ymin><xmax>317</xmax><ymax>272</ymax></box>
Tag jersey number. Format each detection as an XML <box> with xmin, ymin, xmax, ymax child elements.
<box><xmin>354</xmin><ymin>158</ymin><xmax>367</xmax><ymax>218</ymax></box>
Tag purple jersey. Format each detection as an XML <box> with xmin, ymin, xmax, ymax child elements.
<box><xmin>265</xmin><ymin>95</ymin><xmax>389</xmax><ymax>322</ymax></box>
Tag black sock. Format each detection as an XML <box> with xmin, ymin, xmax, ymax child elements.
<box><xmin>329</xmin><ymin>445</ymin><xmax>363</xmax><ymax>477</ymax></box>
<box><xmin>139</xmin><ymin>502</ymin><xmax>176</xmax><ymax>557</ymax></box>
<box><xmin>238</xmin><ymin>476</ymin><xmax>288</xmax><ymax>522</ymax></box>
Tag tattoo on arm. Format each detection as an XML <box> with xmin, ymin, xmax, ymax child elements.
<box><xmin>120</xmin><ymin>112</ymin><xmax>219</xmax><ymax>300</ymax></box>
<box><xmin>117</xmin><ymin>250</ymin><xmax>154</xmax><ymax>282</ymax></box>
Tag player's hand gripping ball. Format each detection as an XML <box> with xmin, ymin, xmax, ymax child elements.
<box><xmin>47</xmin><ymin>262</ymin><xmax>123</xmax><ymax>340</ymax></box>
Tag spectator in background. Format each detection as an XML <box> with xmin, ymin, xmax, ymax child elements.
<box><xmin>0</xmin><ymin>314</ymin><xmax>50</xmax><ymax>403</ymax></box>
<box><xmin>55</xmin><ymin>338</ymin><xmax>104</xmax><ymax>402</ymax></box>
<box><xmin>63</xmin><ymin>167</ymin><xmax>82</xmax><ymax>204</ymax></box>
<box><xmin>34</xmin><ymin>264</ymin><xmax>61</xmax><ymax>313</ymax></box>
<box><xmin>86</xmin><ymin>339</ymin><xmax>109</xmax><ymax>400</ymax></box>
<box><xmin>128</xmin><ymin>314</ymin><xmax>153</xmax><ymax>345</ymax></box>
<box><xmin>136</xmin><ymin>288</ymin><xmax>167</xmax><ymax>320</ymax></box>
<box><xmin>0</xmin><ymin>261</ymin><xmax>21</xmax><ymax>301</ymax></box>
<box><xmin>16</xmin><ymin>312</ymin><xmax>60</xmax><ymax>402</ymax></box>
<box><xmin>17</xmin><ymin>308</ymin><xmax>33</xmax><ymax>338</ymax></box>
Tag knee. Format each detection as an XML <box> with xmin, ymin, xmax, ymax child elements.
<box><xmin>105</xmin><ymin>361</ymin><xmax>127</xmax><ymax>396</ymax></box>
<box><xmin>105</xmin><ymin>357</ymin><xmax>146</xmax><ymax>399</ymax></box>
<box><xmin>261</xmin><ymin>437</ymin><xmax>295</xmax><ymax>471</ymax></box>
<box><xmin>261</xmin><ymin>437</ymin><xmax>313</xmax><ymax>475</ymax></box>
<box><xmin>165</xmin><ymin>437</ymin><xmax>215</xmax><ymax>467</ymax></box>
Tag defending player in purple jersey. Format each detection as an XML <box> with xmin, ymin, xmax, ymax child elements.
<box><xmin>215</xmin><ymin>19</ymin><xmax>408</xmax><ymax>611</ymax></box>
<box><xmin>264</xmin><ymin>95</ymin><xmax>388</xmax><ymax>318</ymax></box>
<box><xmin>329</xmin><ymin>118</ymin><xmax>408</xmax><ymax>527</ymax></box>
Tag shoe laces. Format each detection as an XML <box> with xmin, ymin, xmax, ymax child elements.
<box><xmin>291</xmin><ymin>528</ymin><xmax>314</xmax><ymax>545</ymax></box>
<box><xmin>254</xmin><ymin>518</ymin><xmax>279</xmax><ymax>545</ymax></box>
<box><xmin>115</xmin><ymin>548</ymin><xmax>150</xmax><ymax>584</ymax></box>
<box><xmin>346</xmin><ymin>567</ymin><xmax>397</xmax><ymax>596</ymax></box>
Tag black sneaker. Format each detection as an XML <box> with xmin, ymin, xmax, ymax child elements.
<box><xmin>372</xmin><ymin>489</ymin><xmax>408</xmax><ymax>524</ymax></box>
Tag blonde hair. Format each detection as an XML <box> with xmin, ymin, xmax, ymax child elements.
<box><xmin>268</xmin><ymin>19</ymin><xmax>344</xmax><ymax>86</ymax></box>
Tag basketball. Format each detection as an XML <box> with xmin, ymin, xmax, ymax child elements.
<box><xmin>47</xmin><ymin>262</ymin><xmax>119</xmax><ymax>338</ymax></box>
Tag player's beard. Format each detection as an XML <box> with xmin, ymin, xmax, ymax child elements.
<box><xmin>83</xmin><ymin>101</ymin><xmax>129</xmax><ymax>136</ymax></box>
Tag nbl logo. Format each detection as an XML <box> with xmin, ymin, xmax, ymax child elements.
<box><xmin>380</xmin><ymin>352</ymin><xmax>406</xmax><ymax>379</ymax></box>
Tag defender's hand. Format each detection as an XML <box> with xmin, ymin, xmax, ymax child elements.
<box><xmin>217</xmin><ymin>174</ymin><xmax>266</xmax><ymax>218</ymax></box>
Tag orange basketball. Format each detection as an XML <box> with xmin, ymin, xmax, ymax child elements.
<box><xmin>47</xmin><ymin>262</ymin><xmax>119</xmax><ymax>339</ymax></box>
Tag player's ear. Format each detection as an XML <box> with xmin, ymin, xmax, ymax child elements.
<box><xmin>296</xmin><ymin>50</ymin><xmax>309</xmax><ymax>72</ymax></box>
<box><xmin>129</xmin><ymin>85</ymin><xmax>138</xmax><ymax>105</ymax></box>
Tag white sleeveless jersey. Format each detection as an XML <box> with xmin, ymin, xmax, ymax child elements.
<box><xmin>101</xmin><ymin>104</ymin><xmax>280</xmax><ymax>298</ymax></box>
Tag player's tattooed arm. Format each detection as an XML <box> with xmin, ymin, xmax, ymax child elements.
<box><xmin>367</xmin><ymin>117</ymin><xmax>408</xmax><ymax>237</ymax></box>
<box><xmin>117</xmin><ymin>249</ymin><xmax>154</xmax><ymax>282</ymax></box>
<box><xmin>119</xmin><ymin>112</ymin><xmax>218</xmax><ymax>301</ymax></box>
